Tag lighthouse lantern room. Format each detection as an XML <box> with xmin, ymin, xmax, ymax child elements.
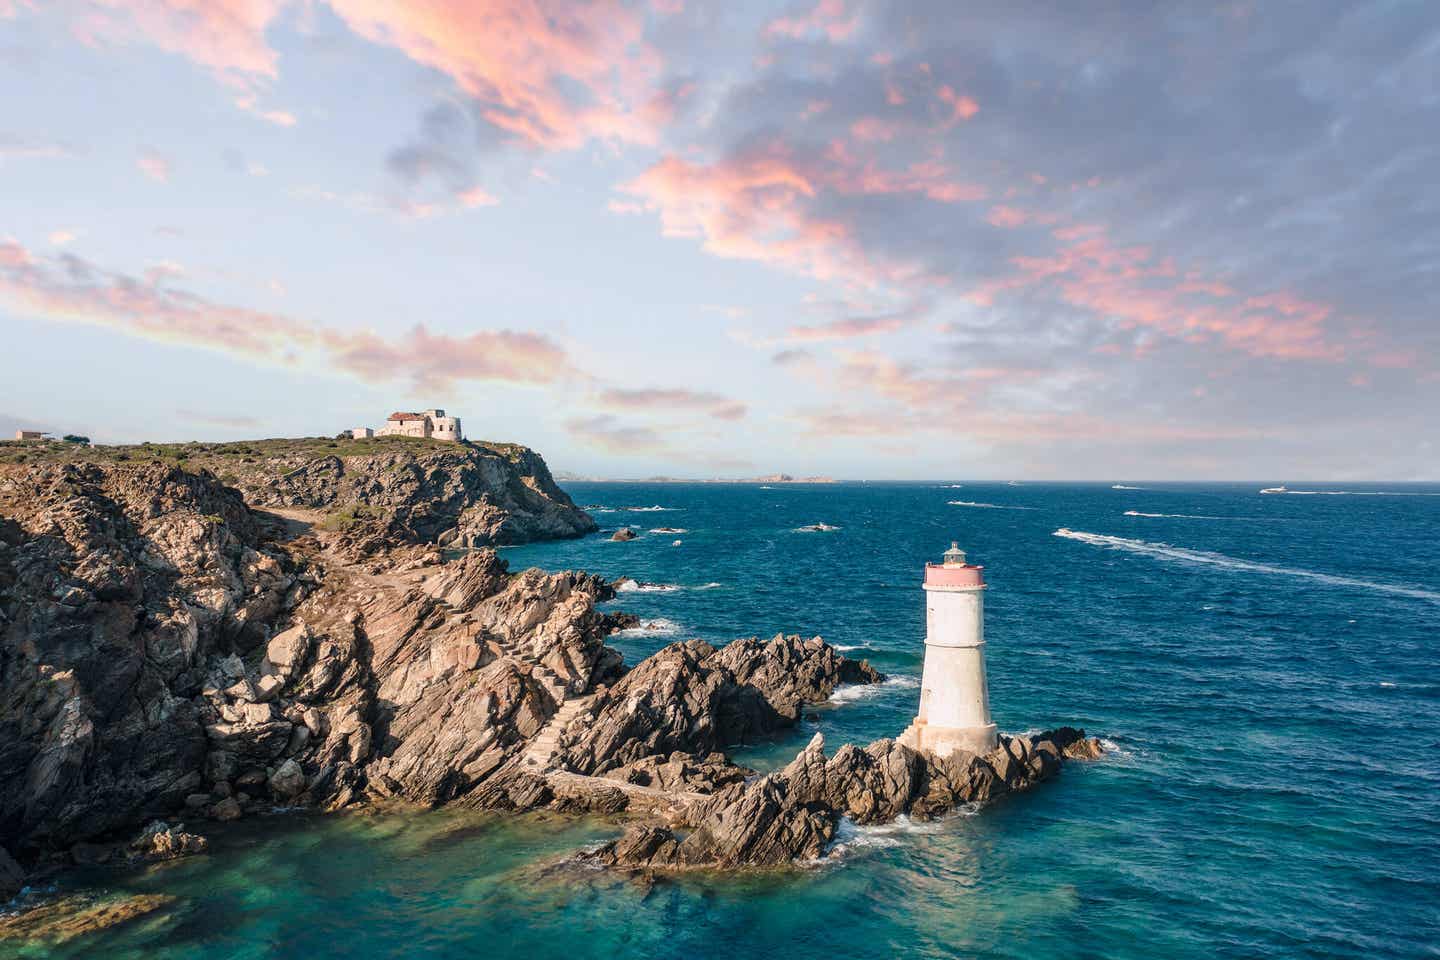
<box><xmin>898</xmin><ymin>541</ymin><xmax>999</xmax><ymax>757</ymax></box>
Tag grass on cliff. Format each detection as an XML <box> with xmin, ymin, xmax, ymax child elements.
<box><xmin>0</xmin><ymin>436</ymin><xmax>533</xmax><ymax>471</ymax></box>
<box><xmin>316</xmin><ymin>504</ymin><xmax>384</xmax><ymax>531</ymax></box>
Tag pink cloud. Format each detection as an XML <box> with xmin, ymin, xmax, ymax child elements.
<box><xmin>327</xmin><ymin>0</ymin><xmax>661</xmax><ymax>149</ymax></box>
<box><xmin>79</xmin><ymin>0</ymin><xmax>284</xmax><ymax>81</ymax></box>
<box><xmin>51</xmin><ymin>0</ymin><xmax>660</xmax><ymax>150</ymax></box>
<box><xmin>936</xmin><ymin>85</ymin><xmax>978</xmax><ymax>124</ymax></box>
<box><xmin>136</xmin><ymin>147</ymin><xmax>171</xmax><ymax>182</ymax></box>
<box><xmin>618</xmin><ymin>143</ymin><xmax>982</xmax><ymax>287</ymax></box>
<box><xmin>785</xmin><ymin>300</ymin><xmax>927</xmax><ymax>342</ymax></box>
<box><xmin>0</xmin><ymin>238</ymin><xmax>573</xmax><ymax>389</ymax></box>
<box><xmin>763</xmin><ymin>0</ymin><xmax>858</xmax><ymax>42</ymax></box>
<box><xmin>970</xmin><ymin>223</ymin><xmax>1345</xmax><ymax>361</ymax></box>
<box><xmin>456</xmin><ymin>185</ymin><xmax>499</xmax><ymax>208</ymax></box>
<box><xmin>593</xmin><ymin>387</ymin><xmax>747</xmax><ymax>420</ymax></box>
<box><xmin>564</xmin><ymin>414</ymin><xmax>666</xmax><ymax>453</ymax></box>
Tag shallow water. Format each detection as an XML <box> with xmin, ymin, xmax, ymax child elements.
<box><xmin>10</xmin><ymin>482</ymin><xmax>1440</xmax><ymax>958</ymax></box>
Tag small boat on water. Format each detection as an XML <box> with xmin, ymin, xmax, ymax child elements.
<box><xmin>1260</xmin><ymin>485</ymin><xmax>1288</xmax><ymax>494</ymax></box>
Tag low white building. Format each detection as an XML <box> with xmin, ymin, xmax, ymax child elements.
<box><xmin>360</xmin><ymin>409</ymin><xmax>463</xmax><ymax>442</ymax></box>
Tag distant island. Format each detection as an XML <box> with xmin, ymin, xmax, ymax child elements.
<box><xmin>554</xmin><ymin>471</ymin><xmax>838</xmax><ymax>484</ymax></box>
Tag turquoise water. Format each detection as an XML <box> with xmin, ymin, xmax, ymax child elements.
<box><xmin>11</xmin><ymin>482</ymin><xmax>1440</xmax><ymax>958</ymax></box>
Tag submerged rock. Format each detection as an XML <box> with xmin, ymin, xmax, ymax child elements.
<box><xmin>0</xmin><ymin>893</ymin><xmax>176</xmax><ymax>945</ymax></box>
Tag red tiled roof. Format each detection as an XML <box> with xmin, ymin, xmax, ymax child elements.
<box><xmin>387</xmin><ymin>411</ymin><xmax>426</xmax><ymax>421</ymax></box>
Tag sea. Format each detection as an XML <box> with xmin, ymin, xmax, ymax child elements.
<box><xmin>9</xmin><ymin>482</ymin><xmax>1440</xmax><ymax>959</ymax></box>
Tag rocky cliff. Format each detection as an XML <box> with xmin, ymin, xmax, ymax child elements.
<box><xmin>0</xmin><ymin>436</ymin><xmax>597</xmax><ymax>548</ymax></box>
<box><xmin>0</xmin><ymin>454</ymin><xmax>1099</xmax><ymax>900</ymax></box>
<box><xmin>0</xmin><ymin>459</ymin><xmax>896</xmax><ymax>887</ymax></box>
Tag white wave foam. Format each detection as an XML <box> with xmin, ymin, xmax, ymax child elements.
<box><xmin>647</xmin><ymin>527</ymin><xmax>688</xmax><ymax>534</ymax></box>
<box><xmin>832</xmin><ymin>644</ymin><xmax>867</xmax><ymax>652</ymax></box>
<box><xmin>613</xmin><ymin>617</ymin><xmax>683</xmax><ymax>637</ymax></box>
<box><xmin>615</xmin><ymin>579</ymin><xmax>681</xmax><ymax>594</ymax></box>
<box><xmin>615</xmin><ymin>578</ymin><xmax>719</xmax><ymax>593</ymax></box>
<box><xmin>1053</xmin><ymin>529</ymin><xmax>1440</xmax><ymax>602</ymax></box>
<box><xmin>829</xmin><ymin>676</ymin><xmax>920</xmax><ymax>703</ymax></box>
<box><xmin>621</xmin><ymin>505</ymin><xmax>680</xmax><ymax>512</ymax></box>
<box><xmin>948</xmin><ymin>500</ymin><xmax>1035</xmax><ymax>510</ymax></box>
<box><xmin>793</xmin><ymin>522</ymin><xmax>841</xmax><ymax>532</ymax></box>
<box><xmin>1111</xmin><ymin>484</ymin><xmax>1144</xmax><ymax>490</ymax></box>
<box><xmin>831</xmin><ymin>815</ymin><xmax>941</xmax><ymax>853</ymax></box>
<box><xmin>1123</xmin><ymin>510</ymin><xmax>1234</xmax><ymax>520</ymax></box>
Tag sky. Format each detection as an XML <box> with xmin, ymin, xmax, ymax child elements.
<box><xmin>1</xmin><ymin>0</ymin><xmax>1437</xmax><ymax>481</ymax></box>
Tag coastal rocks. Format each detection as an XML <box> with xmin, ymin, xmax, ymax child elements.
<box><xmin>236</xmin><ymin>443</ymin><xmax>597</xmax><ymax>547</ymax></box>
<box><xmin>588</xmin><ymin>728</ymin><xmax>1104</xmax><ymax>872</ymax></box>
<box><xmin>267</xmin><ymin>760</ymin><xmax>306</xmax><ymax>799</ymax></box>
<box><xmin>0</xmin><ymin>462</ymin><xmax>291</xmax><ymax>853</ymax></box>
<box><xmin>128</xmin><ymin>820</ymin><xmax>208</xmax><ymax>861</ymax></box>
<box><xmin>0</xmin><ymin>457</ymin><xmax>618</xmax><ymax>857</ymax></box>
<box><xmin>0</xmin><ymin>893</ymin><xmax>176</xmax><ymax>946</ymax></box>
<box><xmin>558</xmin><ymin>635</ymin><xmax>884</xmax><ymax>777</ymax></box>
<box><xmin>610</xmin><ymin>527</ymin><xmax>637</xmax><ymax>541</ymax></box>
<box><xmin>1</xmin><ymin>846</ymin><xmax>23</xmax><ymax>901</ymax></box>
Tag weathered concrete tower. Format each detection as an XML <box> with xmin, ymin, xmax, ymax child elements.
<box><xmin>899</xmin><ymin>541</ymin><xmax>998</xmax><ymax>756</ymax></box>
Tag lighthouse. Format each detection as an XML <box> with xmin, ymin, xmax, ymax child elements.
<box><xmin>899</xmin><ymin>541</ymin><xmax>998</xmax><ymax>756</ymax></box>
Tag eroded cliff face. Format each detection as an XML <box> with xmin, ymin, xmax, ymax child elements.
<box><xmin>229</xmin><ymin>442</ymin><xmax>597</xmax><ymax>547</ymax></box>
<box><xmin>0</xmin><ymin>460</ymin><xmax>890</xmax><ymax>880</ymax></box>
<box><xmin>0</xmin><ymin>460</ymin><xmax>609</xmax><ymax>857</ymax></box>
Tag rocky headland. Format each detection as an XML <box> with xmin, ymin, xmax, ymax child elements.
<box><xmin>0</xmin><ymin>440</ymin><xmax>1101</xmax><ymax>919</ymax></box>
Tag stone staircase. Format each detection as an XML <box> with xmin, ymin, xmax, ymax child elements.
<box><xmin>521</xmin><ymin>694</ymin><xmax>594</xmax><ymax>770</ymax></box>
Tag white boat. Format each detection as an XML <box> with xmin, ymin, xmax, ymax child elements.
<box><xmin>1259</xmin><ymin>485</ymin><xmax>1288</xmax><ymax>494</ymax></box>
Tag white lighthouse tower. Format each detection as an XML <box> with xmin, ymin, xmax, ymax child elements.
<box><xmin>899</xmin><ymin>541</ymin><xmax>998</xmax><ymax>756</ymax></box>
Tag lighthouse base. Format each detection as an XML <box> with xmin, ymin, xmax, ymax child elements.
<box><xmin>898</xmin><ymin>720</ymin><xmax>999</xmax><ymax>758</ymax></box>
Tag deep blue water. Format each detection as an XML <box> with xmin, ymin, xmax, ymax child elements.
<box><xmin>10</xmin><ymin>482</ymin><xmax>1440</xmax><ymax>958</ymax></box>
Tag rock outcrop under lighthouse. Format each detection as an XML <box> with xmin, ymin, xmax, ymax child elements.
<box><xmin>583</xmin><ymin>726</ymin><xmax>1104</xmax><ymax>871</ymax></box>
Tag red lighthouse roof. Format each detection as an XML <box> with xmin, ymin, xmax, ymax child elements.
<box><xmin>924</xmin><ymin>541</ymin><xmax>985</xmax><ymax>588</ymax></box>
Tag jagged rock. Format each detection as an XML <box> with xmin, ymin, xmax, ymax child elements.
<box><xmin>267</xmin><ymin>759</ymin><xmax>306</xmax><ymax>798</ymax></box>
<box><xmin>209</xmin><ymin>797</ymin><xmax>242</xmax><ymax>822</ymax></box>
<box><xmin>128</xmin><ymin>820</ymin><xmax>208</xmax><ymax>861</ymax></box>
<box><xmin>559</xmin><ymin>635</ymin><xmax>883</xmax><ymax>776</ymax></box>
<box><xmin>0</xmin><ymin>845</ymin><xmax>23</xmax><ymax>901</ymax></box>
<box><xmin>0</xmin><ymin>455</ymin><xmax>610</xmax><ymax>857</ymax></box>
<box><xmin>587</xmin><ymin>727</ymin><xmax>1103</xmax><ymax>871</ymax></box>
<box><xmin>603</xmin><ymin>752</ymin><xmax>751</xmax><ymax>794</ymax></box>
<box><xmin>610</xmin><ymin>527</ymin><xmax>637</xmax><ymax>541</ymax></box>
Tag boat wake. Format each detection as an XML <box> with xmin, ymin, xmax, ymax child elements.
<box><xmin>1124</xmin><ymin>510</ymin><xmax>1234</xmax><ymax>520</ymax></box>
<box><xmin>793</xmin><ymin>522</ymin><xmax>841</xmax><ymax>532</ymax></box>
<box><xmin>948</xmin><ymin>500</ymin><xmax>1035</xmax><ymax>510</ymax></box>
<box><xmin>1054</xmin><ymin>529</ymin><xmax>1440</xmax><ymax>602</ymax></box>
